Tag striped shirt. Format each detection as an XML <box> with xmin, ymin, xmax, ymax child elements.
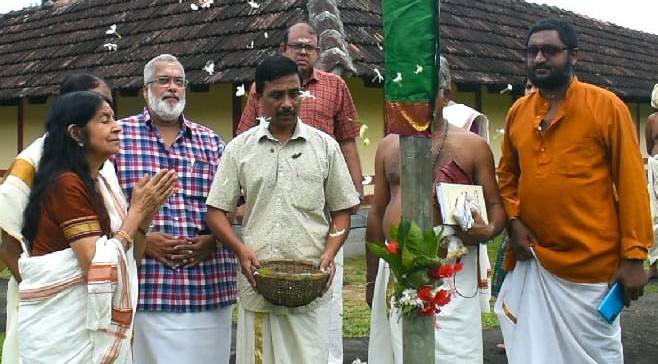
<box><xmin>114</xmin><ymin>108</ymin><xmax>237</xmax><ymax>312</ymax></box>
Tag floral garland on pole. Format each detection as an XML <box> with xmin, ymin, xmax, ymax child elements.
<box><xmin>367</xmin><ymin>219</ymin><xmax>462</xmax><ymax>317</ymax></box>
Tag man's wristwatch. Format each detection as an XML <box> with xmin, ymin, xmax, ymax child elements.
<box><xmin>138</xmin><ymin>224</ymin><xmax>154</xmax><ymax>236</ymax></box>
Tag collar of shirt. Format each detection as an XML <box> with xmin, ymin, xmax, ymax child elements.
<box><xmin>303</xmin><ymin>68</ymin><xmax>320</xmax><ymax>88</ymax></box>
<box><xmin>256</xmin><ymin>118</ymin><xmax>310</xmax><ymax>142</ymax></box>
<box><xmin>142</xmin><ymin>107</ymin><xmax>194</xmax><ymax>139</ymax></box>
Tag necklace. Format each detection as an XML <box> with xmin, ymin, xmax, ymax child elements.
<box><xmin>432</xmin><ymin>119</ymin><xmax>449</xmax><ymax>168</ymax></box>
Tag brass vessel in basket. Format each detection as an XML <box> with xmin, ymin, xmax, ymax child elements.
<box><xmin>253</xmin><ymin>259</ymin><xmax>330</xmax><ymax>307</ymax></box>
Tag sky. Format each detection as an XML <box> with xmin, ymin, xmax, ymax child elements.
<box><xmin>0</xmin><ymin>0</ymin><xmax>656</xmax><ymax>35</ymax></box>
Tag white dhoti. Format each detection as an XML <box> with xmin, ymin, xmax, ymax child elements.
<box><xmin>327</xmin><ymin>247</ymin><xmax>344</xmax><ymax>364</ymax></box>
<box><xmin>494</xmin><ymin>251</ymin><xmax>622</xmax><ymax>364</ymax></box>
<box><xmin>133</xmin><ymin>306</ymin><xmax>233</xmax><ymax>364</ymax></box>
<box><xmin>367</xmin><ymin>247</ymin><xmax>484</xmax><ymax>364</ymax></box>
<box><xmin>647</xmin><ymin>156</ymin><xmax>658</xmax><ymax>265</ymax></box>
<box><xmin>3</xmin><ymin>277</ymin><xmax>20</xmax><ymax>364</ymax></box>
<box><xmin>236</xmin><ymin>302</ymin><xmax>330</xmax><ymax>364</ymax></box>
<box><xmin>18</xmin><ymin>237</ymin><xmax>136</xmax><ymax>364</ymax></box>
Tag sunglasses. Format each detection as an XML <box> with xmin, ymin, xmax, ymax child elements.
<box><xmin>526</xmin><ymin>45</ymin><xmax>570</xmax><ymax>58</ymax></box>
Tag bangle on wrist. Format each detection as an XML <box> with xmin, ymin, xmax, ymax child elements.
<box><xmin>115</xmin><ymin>229</ymin><xmax>133</xmax><ymax>251</ymax></box>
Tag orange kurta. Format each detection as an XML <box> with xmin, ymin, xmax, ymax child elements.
<box><xmin>497</xmin><ymin>77</ymin><xmax>652</xmax><ymax>283</ymax></box>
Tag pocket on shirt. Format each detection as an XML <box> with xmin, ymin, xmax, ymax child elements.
<box><xmin>292</xmin><ymin>173</ymin><xmax>325</xmax><ymax>211</ymax></box>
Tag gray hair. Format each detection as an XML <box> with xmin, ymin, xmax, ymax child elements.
<box><xmin>438</xmin><ymin>55</ymin><xmax>451</xmax><ymax>90</ymax></box>
<box><xmin>143</xmin><ymin>54</ymin><xmax>185</xmax><ymax>84</ymax></box>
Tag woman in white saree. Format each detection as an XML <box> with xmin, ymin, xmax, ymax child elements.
<box><xmin>17</xmin><ymin>91</ymin><xmax>176</xmax><ymax>364</ymax></box>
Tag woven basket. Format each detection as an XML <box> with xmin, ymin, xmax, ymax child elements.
<box><xmin>253</xmin><ymin>259</ymin><xmax>330</xmax><ymax>307</ymax></box>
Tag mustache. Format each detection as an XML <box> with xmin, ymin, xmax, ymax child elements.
<box><xmin>161</xmin><ymin>94</ymin><xmax>180</xmax><ymax>101</ymax></box>
<box><xmin>277</xmin><ymin>108</ymin><xmax>295</xmax><ymax>117</ymax></box>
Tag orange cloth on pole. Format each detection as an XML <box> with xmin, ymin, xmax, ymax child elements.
<box><xmin>497</xmin><ymin>77</ymin><xmax>652</xmax><ymax>283</ymax></box>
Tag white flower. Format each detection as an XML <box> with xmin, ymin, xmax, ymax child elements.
<box><xmin>103</xmin><ymin>43</ymin><xmax>118</xmax><ymax>52</ymax></box>
<box><xmin>499</xmin><ymin>83</ymin><xmax>513</xmax><ymax>94</ymax></box>
<box><xmin>247</xmin><ymin>0</ymin><xmax>260</xmax><ymax>9</ymax></box>
<box><xmin>362</xmin><ymin>176</ymin><xmax>372</xmax><ymax>185</ymax></box>
<box><xmin>246</xmin><ymin>40</ymin><xmax>254</xmax><ymax>49</ymax></box>
<box><xmin>199</xmin><ymin>0</ymin><xmax>213</xmax><ymax>8</ymax></box>
<box><xmin>190</xmin><ymin>3</ymin><xmax>199</xmax><ymax>10</ymax></box>
<box><xmin>414</xmin><ymin>64</ymin><xmax>423</xmax><ymax>74</ymax></box>
<box><xmin>264</xmin><ymin>32</ymin><xmax>268</xmax><ymax>39</ymax></box>
<box><xmin>299</xmin><ymin>90</ymin><xmax>315</xmax><ymax>100</ymax></box>
<box><xmin>105</xmin><ymin>24</ymin><xmax>121</xmax><ymax>38</ymax></box>
<box><xmin>372</xmin><ymin>68</ymin><xmax>384</xmax><ymax>83</ymax></box>
<box><xmin>359</xmin><ymin>124</ymin><xmax>368</xmax><ymax>138</ymax></box>
<box><xmin>362</xmin><ymin>137</ymin><xmax>370</xmax><ymax>147</ymax></box>
<box><xmin>203</xmin><ymin>60</ymin><xmax>215</xmax><ymax>75</ymax></box>
<box><xmin>392</xmin><ymin>72</ymin><xmax>403</xmax><ymax>84</ymax></box>
<box><xmin>235</xmin><ymin>84</ymin><xmax>246</xmax><ymax>97</ymax></box>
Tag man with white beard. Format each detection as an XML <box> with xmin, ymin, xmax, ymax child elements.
<box><xmin>114</xmin><ymin>54</ymin><xmax>238</xmax><ymax>364</ymax></box>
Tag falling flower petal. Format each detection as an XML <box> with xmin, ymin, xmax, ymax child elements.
<box><xmin>235</xmin><ymin>84</ymin><xmax>246</xmax><ymax>97</ymax></box>
<box><xmin>372</xmin><ymin>68</ymin><xmax>384</xmax><ymax>83</ymax></box>
<box><xmin>203</xmin><ymin>60</ymin><xmax>215</xmax><ymax>75</ymax></box>
<box><xmin>190</xmin><ymin>3</ymin><xmax>199</xmax><ymax>10</ymax></box>
<box><xmin>247</xmin><ymin>0</ymin><xmax>260</xmax><ymax>9</ymax></box>
<box><xmin>362</xmin><ymin>138</ymin><xmax>370</xmax><ymax>146</ymax></box>
<box><xmin>329</xmin><ymin>228</ymin><xmax>346</xmax><ymax>237</ymax></box>
<box><xmin>499</xmin><ymin>83</ymin><xmax>513</xmax><ymax>94</ymax></box>
<box><xmin>105</xmin><ymin>24</ymin><xmax>121</xmax><ymax>38</ymax></box>
<box><xmin>359</xmin><ymin>124</ymin><xmax>368</xmax><ymax>138</ymax></box>
<box><xmin>246</xmin><ymin>40</ymin><xmax>254</xmax><ymax>49</ymax></box>
<box><xmin>264</xmin><ymin>32</ymin><xmax>269</xmax><ymax>39</ymax></box>
<box><xmin>414</xmin><ymin>64</ymin><xmax>423</xmax><ymax>74</ymax></box>
<box><xmin>393</xmin><ymin>72</ymin><xmax>403</xmax><ymax>83</ymax></box>
<box><xmin>103</xmin><ymin>43</ymin><xmax>118</xmax><ymax>52</ymax></box>
<box><xmin>377</xmin><ymin>42</ymin><xmax>383</xmax><ymax>50</ymax></box>
<box><xmin>200</xmin><ymin>0</ymin><xmax>214</xmax><ymax>8</ymax></box>
<box><xmin>299</xmin><ymin>90</ymin><xmax>315</xmax><ymax>99</ymax></box>
<box><xmin>362</xmin><ymin>175</ymin><xmax>372</xmax><ymax>185</ymax></box>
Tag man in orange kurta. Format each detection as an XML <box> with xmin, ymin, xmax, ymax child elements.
<box><xmin>495</xmin><ymin>18</ymin><xmax>652</xmax><ymax>364</ymax></box>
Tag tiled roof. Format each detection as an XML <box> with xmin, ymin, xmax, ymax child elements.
<box><xmin>0</xmin><ymin>0</ymin><xmax>655</xmax><ymax>102</ymax></box>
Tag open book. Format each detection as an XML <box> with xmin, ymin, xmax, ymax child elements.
<box><xmin>436</xmin><ymin>182</ymin><xmax>488</xmax><ymax>225</ymax></box>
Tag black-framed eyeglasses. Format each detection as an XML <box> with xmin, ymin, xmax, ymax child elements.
<box><xmin>147</xmin><ymin>76</ymin><xmax>189</xmax><ymax>88</ymax></box>
<box><xmin>526</xmin><ymin>45</ymin><xmax>570</xmax><ymax>58</ymax></box>
<box><xmin>287</xmin><ymin>43</ymin><xmax>320</xmax><ymax>53</ymax></box>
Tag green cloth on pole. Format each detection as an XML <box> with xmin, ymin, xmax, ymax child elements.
<box><xmin>383</xmin><ymin>0</ymin><xmax>438</xmax><ymax>136</ymax></box>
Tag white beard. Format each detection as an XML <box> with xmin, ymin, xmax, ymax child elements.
<box><xmin>148</xmin><ymin>89</ymin><xmax>186</xmax><ymax>121</ymax></box>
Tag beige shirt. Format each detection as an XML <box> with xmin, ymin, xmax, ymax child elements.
<box><xmin>207</xmin><ymin>119</ymin><xmax>359</xmax><ymax>313</ymax></box>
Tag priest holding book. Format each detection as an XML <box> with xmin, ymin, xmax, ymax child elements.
<box><xmin>365</xmin><ymin>55</ymin><xmax>507</xmax><ymax>364</ymax></box>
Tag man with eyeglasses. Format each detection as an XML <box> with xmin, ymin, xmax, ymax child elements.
<box><xmin>495</xmin><ymin>18</ymin><xmax>651</xmax><ymax>364</ymax></box>
<box><xmin>114</xmin><ymin>54</ymin><xmax>238</xmax><ymax>364</ymax></box>
<box><xmin>237</xmin><ymin>22</ymin><xmax>363</xmax><ymax>364</ymax></box>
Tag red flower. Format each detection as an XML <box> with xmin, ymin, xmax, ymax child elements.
<box><xmin>385</xmin><ymin>241</ymin><xmax>400</xmax><ymax>254</ymax></box>
<box><xmin>431</xmin><ymin>262</ymin><xmax>464</xmax><ymax>279</ymax></box>
<box><xmin>433</xmin><ymin>289</ymin><xmax>451</xmax><ymax>307</ymax></box>
<box><xmin>417</xmin><ymin>286</ymin><xmax>434</xmax><ymax>301</ymax></box>
<box><xmin>418</xmin><ymin>304</ymin><xmax>435</xmax><ymax>316</ymax></box>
